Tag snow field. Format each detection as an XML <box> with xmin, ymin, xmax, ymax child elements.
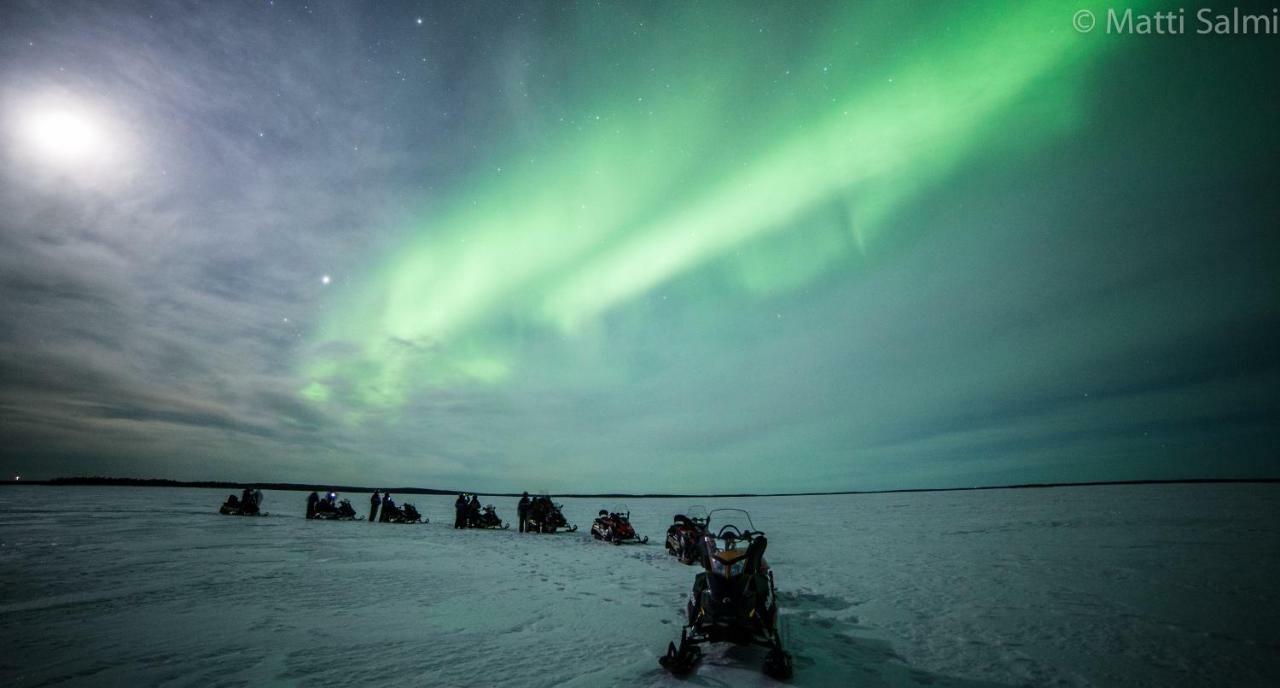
<box><xmin>1</xmin><ymin>484</ymin><xmax>1277</xmax><ymax>687</ymax></box>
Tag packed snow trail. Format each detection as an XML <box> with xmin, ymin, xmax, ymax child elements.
<box><xmin>1</xmin><ymin>484</ymin><xmax>1277</xmax><ymax>686</ymax></box>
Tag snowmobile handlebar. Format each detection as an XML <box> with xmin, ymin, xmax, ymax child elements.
<box><xmin>717</xmin><ymin>524</ymin><xmax>742</xmax><ymax>539</ymax></box>
<box><xmin>716</xmin><ymin>524</ymin><xmax>762</xmax><ymax>540</ymax></box>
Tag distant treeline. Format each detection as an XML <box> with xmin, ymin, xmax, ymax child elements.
<box><xmin>3</xmin><ymin>475</ymin><xmax>1276</xmax><ymax>498</ymax></box>
<box><xmin>27</xmin><ymin>476</ymin><xmax>465</xmax><ymax>496</ymax></box>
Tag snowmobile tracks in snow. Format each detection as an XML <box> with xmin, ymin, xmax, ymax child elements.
<box><xmin>769</xmin><ymin>589</ymin><xmax>1003</xmax><ymax>686</ymax></box>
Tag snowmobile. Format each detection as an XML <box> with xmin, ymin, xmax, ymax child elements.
<box><xmin>665</xmin><ymin>505</ymin><xmax>708</xmax><ymax>564</ymax></box>
<box><xmin>525</xmin><ymin>497</ymin><xmax>577</xmax><ymax>533</ymax></box>
<box><xmin>401</xmin><ymin>503</ymin><xmax>426</xmax><ymax>523</ymax></box>
<box><xmin>660</xmin><ymin>509</ymin><xmax>793</xmax><ymax>679</ymax></box>
<box><xmin>312</xmin><ymin>495</ymin><xmax>359</xmax><ymax>521</ymax></box>
<box><xmin>219</xmin><ymin>489</ymin><xmax>264</xmax><ymax>516</ymax></box>
<box><xmin>380</xmin><ymin>501</ymin><xmax>427</xmax><ymax>524</ymax></box>
<box><xmin>469</xmin><ymin>504</ymin><xmax>509</xmax><ymax>529</ymax></box>
<box><xmin>591</xmin><ymin>506</ymin><xmax>648</xmax><ymax>545</ymax></box>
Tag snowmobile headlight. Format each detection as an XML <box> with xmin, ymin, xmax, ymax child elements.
<box><xmin>729</xmin><ymin>560</ymin><xmax>746</xmax><ymax>577</ymax></box>
<box><xmin>711</xmin><ymin>558</ymin><xmax>727</xmax><ymax>577</ymax></box>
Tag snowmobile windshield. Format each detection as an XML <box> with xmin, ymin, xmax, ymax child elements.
<box><xmin>706</xmin><ymin>509</ymin><xmax>756</xmax><ymax>538</ymax></box>
<box><xmin>686</xmin><ymin>505</ymin><xmax>708</xmax><ymax>524</ymax></box>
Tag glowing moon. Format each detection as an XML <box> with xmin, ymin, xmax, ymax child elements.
<box><xmin>19</xmin><ymin>108</ymin><xmax>105</xmax><ymax>164</ymax></box>
<box><xmin>6</xmin><ymin>92</ymin><xmax>131</xmax><ymax>186</ymax></box>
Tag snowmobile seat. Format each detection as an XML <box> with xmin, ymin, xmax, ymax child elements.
<box><xmin>673</xmin><ymin>515</ymin><xmax>698</xmax><ymax>528</ymax></box>
<box><xmin>713</xmin><ymin>548</ymin><xmax>749</xmax><ymax>565</ymax></box>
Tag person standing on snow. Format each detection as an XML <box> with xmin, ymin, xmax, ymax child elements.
<box><xmin>306</xmin><ymin>491</ymin><xmax>320</xmax><ymax>519</ymax></box>
<box><xmin>454</xmin><ymin>493</ymin><xmax>467</xmax><ymax>528</ymax></box>
<box><xmin>369</xmin><ymin>490</ymin><xmax>381</xmax><ymax>522</ymax></box>
<box><xmin>517</xmin><ymin>492</ymin><xmax>531</xmax><ymax>533</ymax></box>
<box><xmin>380</xmin><ymin>493</ymin><xmax>394</xmax><ymax>522</ymax></box>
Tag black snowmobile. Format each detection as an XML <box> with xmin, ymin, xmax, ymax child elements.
<box><xmin>660</xmin><ymin>508</ymin><xmax>793</xmax><ymax>679</ymax></box>
<box><xmin>219</xmin><ymin>489</ymin><xmax>264</xmax><ymax>516</ymax></box>
<box><xmin>525</xmin><ymin>496</ymin><xmax>577</xmax><ymax>533</ymax></box>
<box><xmin>469</xmin><ymin>504</ymin><xmax>509</xmax><ymax>529</ymax></box>
<box><xmin>401</xmin><ymin>503</ymin><xmax>426</xmax><ymax>523</ymax></box>
<box><xmin>591</xmin><ymin>506</ymin><xmax>648</xmax><ymax>545</ymax></box>
<box><xmin>380</xmin><ymin>500</ymin><xmax>427</xmax><ymax>524</ymax></box>
<box><xmin>312</xmin><ymin>494</ymin><xmax>359</xmax><ymax>521</ymax></box>
<box><xmin>665</xmin><ymin>505</ymin><xmax>708</xmax><ymax>564</ymax></box>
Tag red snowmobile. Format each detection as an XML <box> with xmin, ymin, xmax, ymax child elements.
<box><xmin>665</xmin><ymin>505</ymin><xmax>708</xmax><ymax>564</ymax></box>
<box><xmin>590</xmin><ymin>506</ymin><xmax>648</xmax><ymax>545</ymax></box>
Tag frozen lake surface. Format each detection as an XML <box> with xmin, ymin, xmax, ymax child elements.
<box><xmin>1</xmin><ymin>484</ymin><xmax>1277</xmax><ymax>687</ymax></box>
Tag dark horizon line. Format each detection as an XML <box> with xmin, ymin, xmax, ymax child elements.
<box><xmin>3</xmin><ymin>475</ymin><xmax>1277</xmax><ymax>499</ymax></box>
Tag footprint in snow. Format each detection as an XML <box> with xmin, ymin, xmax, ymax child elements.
<box><xmin>780</xmin><ymin>590</ymin><xmax>855</xmax><ymax>612</ymax></box>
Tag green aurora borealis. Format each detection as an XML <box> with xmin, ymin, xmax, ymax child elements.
<box><xmin>304</xmin><ymin>1</ymin><xmax>1120</xmax><ymax>410</ymax></box>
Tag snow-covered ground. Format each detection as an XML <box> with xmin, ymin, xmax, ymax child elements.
<box><xmin>1</xmin><ymin>484</ymin><xmax>1276</xmax><ymax>687</ymax></box>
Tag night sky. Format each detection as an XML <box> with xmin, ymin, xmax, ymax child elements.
<box><xmin>1</xmin><ymin>1</ymin><xmax>1277</xmax><ymax>493</ymax></box>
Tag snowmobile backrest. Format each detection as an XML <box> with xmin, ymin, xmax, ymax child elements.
<box><xmin>745</xmin><ymin>534</ymin><xmax>768</xmax><ymax>573</ymax></box>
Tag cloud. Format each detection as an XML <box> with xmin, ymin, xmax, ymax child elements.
<box><xmin>0</xmin><ymin>0</ymin><xmax>407</xmax><ymax>480</ymax></box>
